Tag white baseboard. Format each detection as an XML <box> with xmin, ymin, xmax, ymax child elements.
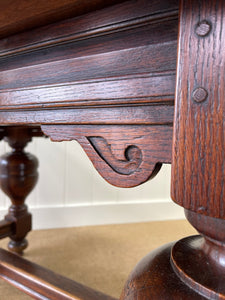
<box><xmin>0</xmin><ymin>201</ymin><xmax>185</xmax><ymax>230</ymax></box>
<box><xmin>8</xmin><ymin>201</ymin><xmax>185</xmax><ymax>230</ymax></box>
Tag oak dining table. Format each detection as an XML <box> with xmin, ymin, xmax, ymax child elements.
<box><xmin>0</xmin><ymin>0</ymin><xmax>224</xmax><ymax>299</ymax></box>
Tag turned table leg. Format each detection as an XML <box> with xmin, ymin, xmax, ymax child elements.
<box><xmin>121</xmin><ymin>0</ymin><xmax>225</xmax><ymax>298</ymax></box>
<box><xmin>120</xmin><ymin>210</ymin><xmax>225</xmax><ymax>299</ymax></box>
<box><xmin>0</xmin><ymin>127</ymin><xmax>39</xmax><ymax>254</ymax></box>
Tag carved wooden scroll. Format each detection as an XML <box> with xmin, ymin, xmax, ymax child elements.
<box><xmin>87</xmin><ymin>137</ymin><xmax>142</xmax><ymax>176</ymax></box>
<box><xmin>42</xmin><ymin>125</ymin><xmax>172</xmax><ymax>188</ymax></box>
<box><xmin>171</xmin><ymin>0</ymin><xmax>225</xmax><ymax>218</ymax></box>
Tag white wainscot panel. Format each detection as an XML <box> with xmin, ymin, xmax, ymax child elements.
<box><xmin>35</xmin><ymin>138</ymin><xmax>67</xmax><ymax>207</ymax></box>
<box><xmin>64</xmin><ymin>141</ymin><xmax>94</xmax><ymax>205</ymax></box>
<box><xmin>0</xmin><ymin>137</ymin><xmax>184</xmax><ymax>229</ymax></box>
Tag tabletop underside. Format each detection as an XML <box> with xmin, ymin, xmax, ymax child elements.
<box><xmin>0</xmin><ymin>0</ymin><xmax>124</xmax><ymax>38</ymax></box>
<box><xmin>0</xmin><ymin>0</ymin><xmax>178</xmax><ymax>125</ymax></box>
<box><xmin>0</xmin><ymin>0</ymin><xmax>178</xmax><ymax>188</ymax></box>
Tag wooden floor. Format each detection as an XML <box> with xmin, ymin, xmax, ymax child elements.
<box><xmin>0</xmin><ymin>219</ymin><xmax>196</xmax><ymax>299</ymax></box>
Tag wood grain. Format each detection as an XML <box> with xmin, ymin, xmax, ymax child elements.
<box><xmin>171</xmin><ymin>0</ymin><xmax>225</xmax><ymax>218</ymax></box>
<box><xmin>0</xmin><ymin>0</ymin><xmax>179</xmax><ymax>297</ymax></box>
<box><xmin>0</xmin><ymin>73</ymin><xmax>175</xmax><ymax>110</ymax></box>
<box><xmin>171</xmin><ymin>235</ymin><xmax>225</xmax><ymax>300</ymax></box>
<box><xmin>0</xmin><ymin>127</ymin><xmax>41</xmax><ymax>254</ymax></box>
<box><xmin>0</xmin><ymin>248</ymin><xmax>116</xmax><ymax>300</ymax></box>
<box><xmin>0</xmin><ymin>0</ymin><xmax>178</xmax><ymax>58</ymax></box>
<box><xmin>0</xmin><ymin>105</ymin><xmax>174</xmax><ymax>126</ymax></box>
<box><xmin>171</xmin><ymin>209</ymin><xmax>225</xmax><ymax>300</ymax></box>
<box><xmin>0</xmin><ymin>0</ymin><xmax>123</xmax><ymax>38</ymax></box>
<box><xmin>42</xmin><ymin>125</ymin><xmax>172</xmax><ymax>188</ymax></box>
<box><xmin>0</xmin><ymin>0</ymin><xmax>177</xmax><ymax>130</ymax></box>
<box><xmin>120</xmin><ymin>241</ymin><xmax>207</xmax><ymax>300</ymax></box>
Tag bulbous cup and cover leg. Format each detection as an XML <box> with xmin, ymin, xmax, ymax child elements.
<box><xmin>121</xmin><ymin>0</ymin><xmax>225</xmax><ymax>299</ymax></box>
<box><xmin>0</xmin><ymin>127</ymin><xmax>40</xmax><ymax>254</ymax></box>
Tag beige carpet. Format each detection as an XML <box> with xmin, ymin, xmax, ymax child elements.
<box><xmin>0</xmin><ymin>220</ymin><xmax>196</xmax><ymax>299</ymax></box>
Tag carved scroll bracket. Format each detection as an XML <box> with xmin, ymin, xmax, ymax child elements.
<box><xmin>88</xmin><ymin>137</ymin><xmax>142</xmax><ymax>176</ymax></box>
<box><xmin>41</xmin><ymin>125</ymin><xmax>172</xmax><ymax>188</ymax></box>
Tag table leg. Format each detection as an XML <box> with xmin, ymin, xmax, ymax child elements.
<box><xmin>0</xmin><ymin>127</ymin><xmax>39</xmax><ymax>254</ymax></box>
<box><xmin>121</xmin><ymin>209</ymin><xmax>225</xmax><ymax>299</ymax></box>
<box><xmin>122</xmin><ymin>0</ymin><xmax>225</xmax><ymax>298</ymax></box>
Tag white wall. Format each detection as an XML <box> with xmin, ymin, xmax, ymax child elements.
<box><xmin>0</xmin><ymin>138</ymin><xmax>184</xmax><ymax>229</ymax></box>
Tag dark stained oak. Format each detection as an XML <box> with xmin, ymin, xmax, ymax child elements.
<box><xmin>0</xmin><ymin>220</ymin><xmax>14</xmax><ymax>240</ymax></box>
<box><xmin>0</xmin><ymin>127</ymin><xmax>41</xmax><ymax>254</ymax></box>
<box><xmin>0</xmin><ymin>0</ymin><xmax>124</xmax><ymax>38</ymax></box>
<box><xmin>42</xmin><ymin>125</ymin><xmax>172</xmax><ymax>188</ymax></box>
<box><xmin>120</xmin><ymin>240</ymin><xmax>207</xmax><ymax>300</ymax></box>
<box><xmin>0</xmin><ymin>0</ymin><xmax>177</xmax><ymax>133</ymax></box>
<box><xmin>169</xmin><ymin>0</ymin><xmax>225</xmax><ymax>298</ymax></box>
<box><xmin>0</xmin><ymin>0</ymin><xmax>179</xmax><ymax>297</ymax></box>
<box><xmin>0</xmin><ymin>248</ymin><xmax>116</xmax><ymax>300</ymax></box>
<box><xmin>0</xmin><ymin>0</ymin><xmax>176</xmax><ymax>187</ymax></box>
<box><xmin>121</xmin><ymin>0</ymin><xmax>225</xmax><ymax>299</ymax></box>
<box><xmin>0</xmin><ymin>0</ymin><xmax>178</xmax><ymax>60</ymax></box>
<box><xmin>171</xmin><ymin>0</ymin><xmax>225</xmax><ymax>218</ymax></box>
<box><xmin>171</xmin><ymin>212</ymin><xmax>225</xmax><ymax>300</ymax></box>
<box><xmin>120</xmin><ymin>212</ymin><xmax>225</xmax><ymax>300</ymax></box>
<box><xmin>0</xmin><ymin>0</ymin><xmax>224</xmax><ymax>299</ymax></box>
<box><xmin>0</xmin><ymin>73</ymin><xmax>175</xmax><ymax>109</ymax></box>
<box><xmin>0</xmin><ymin>105</ymin><xmax>174</xmax><ymax>127</ymax></box>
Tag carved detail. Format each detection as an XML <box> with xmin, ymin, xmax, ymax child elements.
<box><xmin>0</xmin><ymin>127</ymin><xmax>40</xmax><ymax>254</ymax></box>
<box><xmin>88</xmin><ymin>137</ymin><xmax>142</xmax><ymax>175</ymax></box>
<box><xmin>41</xmin><ymin>125</ymin><xmax>173</xmax><ymax>188</ymax></box>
